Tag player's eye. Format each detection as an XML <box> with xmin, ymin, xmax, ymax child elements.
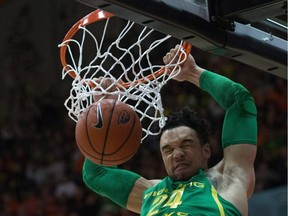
<box><xmin>181</xmin><ymin>140</ymin><xmax>194</xmax><ymax>149</ymax></box>
<box><xmin>163</xmin><ymin>147</ymin><xmax>173</xmax><ymax>155</ymax></box>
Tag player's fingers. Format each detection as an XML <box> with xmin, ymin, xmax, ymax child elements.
<box><xmin>93</xmin><ymin>77</ymin><xmax>115</xmax><ymax>91</ymax></box>
<box><xmin>92</xmin><ymin>77</ymin><xmax>119</xmax><ymax>102</ymax></box>
<box><xmin>163</xmin><ymin>45</ymin><xmax>182</xmax><ymax>64</ymax></box>
<box><xmin>103</xmin><ymin>79</ymin><xmax>118</xmax><ymax>92</ymax></box>
<box><xmin>93</xmin><ymin>93</ymin><xmax>118</xmax><ymax>102</ymax></box>
<box><xmin>163</xmin><ymin>53</ymin><xmax>170</xmax><ymax>64</ymax></box>
<box><xmin>93</xmin><ymin>77</ymin><xmax>103</xmax><ymax>88</ymax></box>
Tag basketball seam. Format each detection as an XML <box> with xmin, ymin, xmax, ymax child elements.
<box><xmin>102</xmin><ymin>113</ymin><xmax>141</xmax><ymax>164</ymax></box>
<box><xmin>79</xmin><ymin>141</ymin><xmax>137</xmax><ymax>165</ymax></box>
<box><xmin>85</xmin><ymin>105</ymin><xmax>100</xmax><ymax>154</ymax></box>
<box><xmin>77</xmin><ymin>140</ymin><xmax>131</xmax><ymax>164</ymax></box>
<box><xmin>76</xmin><ymin>139</ymin><xmax>134</xmax><ymax>163</ymax></box>
<box><xmin>101</xmin><ymin>99</ymin><xmax>117</xmax><ymax>164</ymax></box>
<box><xmin>103</xmin><ymin>113</ymin><xmax>141</xmax><ymax>161</ymax></box>
<box><xmin>104</xmin><ymin>112</ymin><xmax>137</xmax><ymax>155</ymax></box>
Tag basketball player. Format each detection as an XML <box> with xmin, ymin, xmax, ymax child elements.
<box><xmin>82</xmin><ymin>45</ymin><xmax>257</xmax><ymax>216</ymax></box>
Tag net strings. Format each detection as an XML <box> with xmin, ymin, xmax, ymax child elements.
<box><xmin>59</xmin><ymin>17</ymin><xmax>187</xmax><ymax>141</ymax></box>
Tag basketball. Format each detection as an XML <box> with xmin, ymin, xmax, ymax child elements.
<box><xmin>75</xmin><ymin>99</ymin><xmax>142</xmax><ymax>166</ymax></box>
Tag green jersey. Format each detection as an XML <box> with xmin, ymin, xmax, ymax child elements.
<box><xmin>141</xmin><ymin>170</ymin><xmax>241</xmax><ymax>216</ymax></box>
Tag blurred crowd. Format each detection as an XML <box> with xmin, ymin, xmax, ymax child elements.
<box><xmin>0</xmin><ymin>2</ymin><xmax>287</xmax><ymax>216</ymax></box>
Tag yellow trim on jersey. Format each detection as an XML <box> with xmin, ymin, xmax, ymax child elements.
<box><xmin>211</xmin><ymin>186</ymin><xmax>225</xmax><ymax>216</ymax></box>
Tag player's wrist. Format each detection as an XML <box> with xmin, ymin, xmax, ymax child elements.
<box><xmin>186</xmin><ymin>65</ymin><xmax>205</xmax><ymax>87</ymax></box>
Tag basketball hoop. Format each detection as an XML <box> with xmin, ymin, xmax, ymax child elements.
<box><xmin>59</xmin><ymin>9</ymin><xmax>191</xmax><ymax>141</ymax></box>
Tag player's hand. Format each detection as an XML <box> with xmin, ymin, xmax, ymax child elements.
<box><xmin>92</xmin><ymin>77</ymin><xmax>119</xmax><ymax>102</ymax></box>
<box><xmin>163</xmin><ymin>45</ymin><xmax>196</xmax><ymax>81</ymax></box>
<box><xmin>163</xmin><ymin>44</ymin><xmax>204</xmax><ymax>86</ymax></box>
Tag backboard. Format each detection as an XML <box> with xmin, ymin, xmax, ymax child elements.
<box><xmin>77</xmin><ymin>0</ymin><xmax>287</xmax><ymax>79</ymax></box>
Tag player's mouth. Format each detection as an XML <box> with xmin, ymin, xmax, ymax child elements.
<box><xmin>174</xmin><ymin>162</ymin><xmax>190</xmax><ymax>171</ymax></box>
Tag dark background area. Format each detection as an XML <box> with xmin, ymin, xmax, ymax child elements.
<box><xmin>0</xmin><ymin>0</ymin><xmax>286</xmax><ymax>215</ymax></box>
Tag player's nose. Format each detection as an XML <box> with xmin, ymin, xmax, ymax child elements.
<box><xmin>173</xmin><ymin>148</ymin><xmax>185</xmax><ymax>159</ymax></box>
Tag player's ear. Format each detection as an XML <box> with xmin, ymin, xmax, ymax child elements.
<box><xmin>202</xmin><ymin>143</ymin><xmax>211</xmax><ymax>159</ymax></box>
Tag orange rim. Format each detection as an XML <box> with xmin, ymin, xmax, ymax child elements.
<box><xmin>60</xmin><ymin>9</ymin><xmax>191</xmax><ymax>89</ymax></box>
<box><xmin>60</xmin><ymin>9</ymin><xmax>114</xmax><ymax>80</ymax></box>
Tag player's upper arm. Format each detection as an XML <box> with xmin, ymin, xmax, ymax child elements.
<box><xmin>126</xmin><ymin>178</ymin><xmax>160</xmax><ymax>213</ymax></box>
<box><xmin>223</xmin><ymin>144</ymin><xmax>257</xmax><ymax>198</ymax></box>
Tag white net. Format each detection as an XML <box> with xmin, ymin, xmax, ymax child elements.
<box><xmin>59</xmin><ymin>10</ymin><xmax>189</xmax><ymax>141</ymax></box>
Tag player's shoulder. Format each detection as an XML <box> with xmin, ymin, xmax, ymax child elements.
<box><xmin>149</xmin><ymin>179</ymin><xmax>162</xmax><ymax>186</ymax></box>
<box><xmin>145</xmin><ymin>178</ymin><xmax>170</xmax><ymax>191</ymax></box>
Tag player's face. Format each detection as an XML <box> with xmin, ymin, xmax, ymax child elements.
<box><xmin>160</xmin><ymin>126</ymin><xmax>211</xmax><ymax>181</ymax></box>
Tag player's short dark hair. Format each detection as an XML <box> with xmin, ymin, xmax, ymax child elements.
<box><xmin>159</xmin><ymin>106</ymin><xmax>210</xmax><ymax>145</ymax></box>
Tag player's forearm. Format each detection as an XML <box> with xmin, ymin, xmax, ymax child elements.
<box><xmin>199</xmin><ymin>70</ymin><xmax>257</xmax><ymax>147</ymax></box>
<box><xmin>184</xmin><ymin>65</ymin><xmax>205</xmax><ymax>87</ymax></box>
<box><xmin>82</xmin><ymin>158</ymin><xmax>140</xmax><ymax>208</ymax></box>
